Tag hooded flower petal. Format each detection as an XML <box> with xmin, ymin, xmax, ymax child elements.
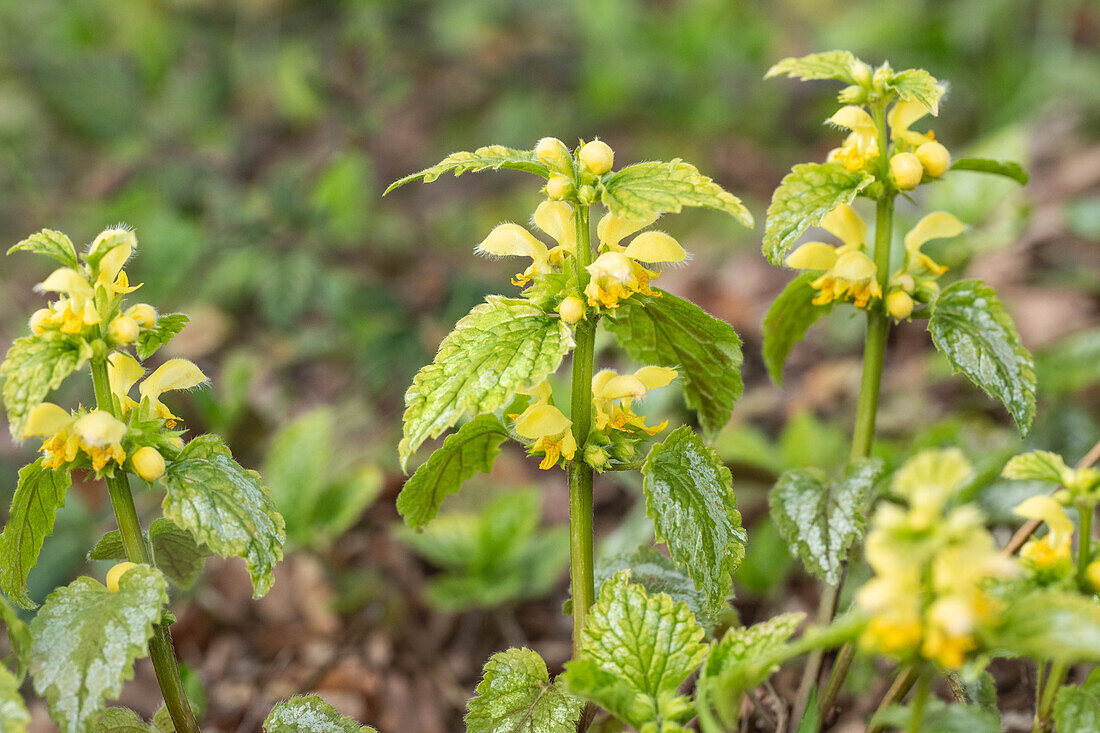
<box><xmin>597</xmin><ymin>212</ymin><xmax>659</xmax><ymax>250</ymax></box>
<box><xmin>108</xmin><ymin>352</ymin><xmax>145</xmax><ymax>405</ymax></box>
<box><xmin>786</xmin><ymin>242</ymin><xmax>839</xmax><ymax>271</ymax></box>
<box><xmin>633</xmin><ymin>366</ymin><xmax>677</xmax><ymax>391</ymax></box>
<box><xmin>820</xmin><ymin>203</ymin><xmax>866</xmax><ymax>251</ymax></box>
<box><xmin>477</xmin><ymin>223</ymin><xmax>549</xmax><ymax>262</ymax></box>
<box><xmin>622</xmin><ymin>231</ymin><xmax>686</xmax><ymax>264</ymax></box>
<box><xmin>1014</xmin><ymin>495</ymin><xmax>1074</xmax><ymax>550</ymax></box>
<box><xmin>21</xmin><ymin>403</ymin><xmax>73</xmax><ymax>439</ymax></box>
<box><xmin>532</xmin><ymin>201</ymin><xmax>576</xmax><ymax>254</ymax></box>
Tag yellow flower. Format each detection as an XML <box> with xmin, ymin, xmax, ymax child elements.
<box><xmin>108</xmin><ymin>352</ymin><xmax>146</xmax><ymax>414</ymax></box>
<box><xmin>889</xmin><ymin>152</ymin><xmax>923</xmax><ymax>190</ymax></box>
<box><xmin>591</xmin><ymin>366</ymin><xmax>676</xmax><ymax>436</ymax></box>
<box><xmin>1015</xmin><ymin>495</ymin><xmax>1074</xmax><ymax>568</ymax></box>
<box><xmin>138</xmin><ymin>359</ymin><xmax>207</xmax><ymax>427</ymax></box>
<box><xmin>578</xmin><ymin>140</ymin><xmax>614</xmax><ymax>175</ymax></box>
<box><xmin>94</xmin><ymin>242</ymin><xmax>141</xmax><ymax>295</ymax></box>
<box><xmin>557</xmin><ymin>296</ymin><xmax>585</xmax><ymax>324</ymax></box>
<box><xmin>786</xmin><ymin>205</ymin><xmax>882</xmax><ymax>308</ymax></box>
<box><xmin>916</xmin><ymin>141</ymin><xmax>951</xmax><ymax>178</ymax></box>
<box><xmin>902</xmin><ymin>212</ymin><xmax>967</xmax><ymax>276</ymax></box>
<box><xmin>106</xmin><ymin>562</ymin><xmax>138</xmax><ymax>593</ymax></box>
<box><xmin>827</xmin><ymin>106</ymin><xmax>879</xmax><ymax>171</ymax></box>
<box><xmin>888</xmin><ymin>99</ymin><xmax>937</xmax><ymax>148</ymax></box>
<box><xmin>131</xmin><ymin>446</ymin><xmax>166</xmax><ymax>482</ymax></box>
<box><xmin>477</xmin><ymin>201</ymin><xmax>576</xmax><ymax>286</ymax></box>
<box><xmin>23</xmin><ymin>404</ymin><xmax>128</xmax><ymax>472</ymax></box>
<box><xmin>35</xmin><ymin>268</ymin><xmax>99</xmax><ymax>334</ymax></box>
<box><xmin>584</xmin><ymin>213</ymin><xmax>686</xmax><ymax>310</ymax></box>
<box><xmin>513</xmin><ymin>392</ymin><xmax>576</xmax><ymax>470</ymax></box>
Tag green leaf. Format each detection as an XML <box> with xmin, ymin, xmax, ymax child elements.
<box><xmin>705</xmin><ymin>613</ymin><xmax>805</xmax><ymax>680</ymax></box>
<box><xmin>1054</xmin><ymin>669</ymin><xmax>1100</xmax><ymax>733</ymax></box>
<box><xmin>886</xmin><ymin>69</ymin><xmax>943</xmax><ymax>114</ymax></box>
<box><xmin>928</xmin><ymin>280</ymin><xmax>1037</xmax><ymax>436</ymax></box>
<box><xmin>1</xmin><ymin>334</ymin><xmax>92</xmax><ymax>438</ymax></box>
<box><xmin>1001</xmin><ymin>450</ymin><xmax>1071</xmax><ymax>485</ymax></box>
<box><xmin>162</xmin><ymin>435</ymin><xmax>285</xmax><ymax>597</ymax></box>
<box><xmin>770</xmin><ymin>460</ymin><xmax>882</xmax><ymax>585</ymax></box>
<box><xmin>0</xmin><ymin>664</ymin><xmax>29</xmax><ymax>733</ymax></box>
<box><xmin>30</xmin><ymin>566</ymin><xmax>168</xmax><ymax>733</ymax></box>
<box><xmin>949</xmin><ymin>158</ymin><xmax>1029</xmax><ymax>186</ymax></box>
<box><xmin>641</xmin><ymin>427</ymin><xmax>745</xmax><ymax>616</ymax></box>
<box><xmin>7</xmin><ymin>229</ymin><xmax>80</xmax><ymax>269</ymax></box>
<box><xmin>764</xmin><ymin>50</ymin><xmax>858</xmax><ymax>83</ymax></box>
<box><xmin>466</xmin><ymin>648</ymin><xmax>582</xmax><ymax>733</ymax></box>
<box><xmin>1</xmin><ymin>591</ymin><xmax>33</xmax><ymax>680</ymax></box>
<box><xmin>136</xmin><ymin>314</ymin><xmax>189</xmax><ymax>361</ymax></box>
<box><xmin>399</xmin><ymin>297</ymin><xmax>572</xmax><ymax>471</ymax></box>
<box><xmin>562</xmin><ymin>570</ymin><xmax>707</xmax><ymax>729</ymax></box>
<box><xmin>763</xmin><ymin>163</ymin><xmax>872</xmax><ymax>265</ymax></box>
<box><xmin>762</xmin><ymin>274</ymin><xmax>834</xmax><ymax>385</ymax></box>
<box><xmin>90</xmin><ymin>708</ymin><xmax>156</xmax><ymax>733</ymax></box>
<box><xmin>264</xmin><ymin>695</ymin><xmax>376</xmax><ymax>733</ymax></box>
<box><xmin>398</xmin><ymin>414</ymin><xmax>509</xmax><ymax>529</ymax></box>
<box><xmin>872</xmin><ymin>701</ymin><xmax>999</xmax><ymax>733</ymax></box>
<box><xmin>0</xmin><ymin>459</ymin><xmax>72</xmax><ymax>609</ymax></box>
<box><xmin>384</xmin><ymin>145</ymin><xmax>548</xmax><ymax>194</ymax></box>
<box><xmin>595</xmin><ymin>545</ymin><xmax>719</xmax><ymax>632</ymax></box>
<box><xmin>606</xmin><ymin>291</ymin><xmax>743</xmax><ymax>438</ymax></box>
<box><xmin>88</xmin><ymin>519</ymin><xmax>210</xmax><ymax>589</ymax></box>
<box><xmin>992</xmin><ymin>590</ymin><xmax>1100</xmax><ymax>663</ymax></box>
<box><xmin>600</xmin><ymin>159</ymin><xmax>753</xmax><ymax>227</ymax></box>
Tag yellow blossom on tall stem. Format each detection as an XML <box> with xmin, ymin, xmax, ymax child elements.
<box><xmin>477</xmin><ymin>200</ymin><xmax>577</xmax><ymax>286</ymax></box>
<box><xmin>22</xmin><ymin>404</ymin><xmax>128</xmax><ymax>472</ymax></box>
<box><xmin>785</xmin><ymin>204</ymin><xmax>882</xmax><ymax>308</ymax></box>
<box><xmin>511</xmin><ymin>382</ymin><xmax>576</xmax><ymax>470</ymax></box>
<box><xmin>584</xmin><ymin>213</ymin><xmax>686</xmax><ymax>310</ymax></box>
<box><xmin>1014</xmin><ymin>495</ymin><xmax>1074</xmax><ymax>569</ymax></box>
<box><xmin>590</xmin><ymin>366</ymin><xmax>676</xmax><ymax>435</ymax></box>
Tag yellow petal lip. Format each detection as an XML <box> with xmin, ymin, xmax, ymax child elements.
<box><xmin>1014</xmin><ymin>495</ymin><xmax>1073</xmax><ymax>547</ymax></box>
<box><xmin>22</xmin><ymin>403</ymin><xmax>73</xmax><ymax>439</ymax></box>
<box><xmin>108</xmin><ymin>353</ymin><xmax>146</xmax><ymax>400</ymax></box>
<box><xmin>514</xmin><ymin>404</ymin><xmax>572</xmax><ymax>439</ymax></box>
<box><xmin>597</xmin><ymin>212</ymin><xmax>658</xmax><ymax>249</ymax></box>
<box><xmin>786</xmin><ymin>242</ymin><xmax>839</xmax><ymax>271</ymax></box>
<box><xmin>73</xmin><ymin>410</ymin><xmax>128</xmax><ymax>446</ymax></box>
<box><xmin>833</xmin><ymin>251</ymin><xmax>878</xmax><ymax>281</ymax></box>
<box><xmin>633</xmin><ymin>366</ymin><xmax>677</xmax><ymax>390</ymax></box>
<box><xmin>904</xmin><ymin>212</ymin><xmax>967</xmax><ymax>253</ymax></box>
<box><xmin>591</xmin><ymin>370</ymin><xmax>617</xmax><ymax>397</ymax></box>
<box><xmin>37</xmin><ymin>268</ymin><xmax>92</xmax><ymax>298</ymax></box>
<box><xmin>140</xmin><ymin>359</ymin><xmax>208</xmax><ymax>400</ymax></box>
<box><xmin>829</xmin><ymin>105</ymin><xmax>875</xmax><ymax>131</ymax></box>
<box><xmin>623</xmin><ymin>231</ymin><xmax>686</xmax><ymax>264</ymax></box>
<box><xmin>821</xmin><ymin>204</ymin><xmax>866</xmax><ymax>249</ymax></box>
<box><xmin>594</xmin><ymin>374</ymin><xmax>647</xmax><ymax>401</ymax></box>
<box><xmin>476</xmin><ymin>224</ymin><xmax>549</xmax><ymax>262</ymax></box>
<box><xmin>586</xmin><ymin>251</ymin><xmax>634</xmax><ymax>282</ymax></box>
<box><xmin>532</xmin><ymin>201</ymin><xmax>577</xmax><ymax>253</ymax></box>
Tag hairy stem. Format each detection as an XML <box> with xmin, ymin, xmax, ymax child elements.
<box><xmin>568</xmin><ymin>205</ymin><xmax>596</xmax><ymax>657</ymax></box>
<box><xmin>91</xmin><ymin>358</ymin><xmax>201</xmax><ymax>733</ymax></box>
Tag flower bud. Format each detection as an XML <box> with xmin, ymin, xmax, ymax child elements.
<box><xmin>557</xmin><ymin>296</ymin><xmax>585</xmax><ymax>324</ymax></box>
<box><xmin>108</xmin><ymin>316</ymin><xmax>140</xmax><ymax>345</ymax></box>
<box><xmin>916</xmin><ymin>141</ymin><xmax>950</xmax><ymax>178</ymax></box>
<box><xmin>890</xmin><ymin>152</ymin><xmax>923</xmax><ymax>190</ymax></box>
<box><xmin>535</xmin><ymin>137</ymin><xmax>572</xmax><ymax>172</ymax></box>
<box><xmin>132</xmin><ymin>446</ymin><xmax>166</xmax><ymax>482</ymax></box>
<box><xmin>545</xmin><ymin>175</ymin><xmax>573</xmax><ymax>201</ymax></box>
<box><xmin>126</xmin><ymin>303</ymin><xmax>157</xmax><ymax>329</ymax></box>
<box><xmin>30</xmin><ymin>308</ymin><xmax>52</xmax><ymax>335</ymax></box>
<box><xmin>886</xmin><ymin>290</ymin><xmax>914</xmax><ymax>320</ymax></box>
<box><xmin>1053</xmin><ymin>489</ymin><xmax>1073</xmax><ymax>505</ymax></box>
<box><xmin>106</xmin><ymin>562</ymin><xmax>137</xmax><ymax>593</ymax></box>
<box><xmin>584</xmin><ymin>444</ymin><xmax>609</xmax><ymax>470</ymax></box>
<box><xmin>850</xmin><ymin>60</ymin><xmax>873</xmax><ymax>87</ymax></box>
<box><xmin>578</xmin><ymin>140</ymin><xmax>614</xmax><ymax>175</ymax></box>
<box><xmin>838</xmin><ymin>85</ymin><xmax>868</xmax><ymax>105</ymax></box>
<box><xmin>1089</xmin><ymin>560</ymin><xmax>1100</xmax><ymax>593</ymax></box>
<box><xmin>577</xmin><ymin>185</ymin><xmax>598</xmax><ymax>206</ymax></box>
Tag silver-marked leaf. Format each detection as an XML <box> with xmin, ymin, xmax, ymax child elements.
<box><xmin>929</xmin><ymin>280</ymin><xmax>1036</xmax><ymax>436</ymax></box>
<box><xmin>595</xmin><ymin>545</ymin><xmax>719</xmax><ymax>632</ymax></box>
<box><xmin>562</xmin><ymin>570</ymin><xmax>707</xmax><ymax>730</ymax></box>
<box><xmin>1055</xmin><ymin>669</ymin><xmax>1100</xmax><ymax>733</ymax></box>
<box><xmin>398</xmin><ymin>414</ymin><xmax>510</xmax><ymax>529</ymax></box>
<box><xmin>601</xmin><ymin>159</ymin><xmax>753</xmax><ymax>227</ymax></box>
<box><xmin>90</xmin><ymin>708</ymin><xmax>155</xmax><ymax>733</ymax></box>
<box><xmin>641</xmin><ymin>427</ymin><xmax>745</xmax><ymax>615</ymax></box>
<box><xmin>949</xmin><ymin>158</ymin><xmax>1028</xmax><ymax>186</ymax></box>
<box><xmin>264</xmin><ymin>695</ymin><xmax>376</xmax><ymax>733</ymax></box>
<box><xmin>770</xmin><ymin>460</ymin><xmax>882</xmax><ymax>585</ymax></box>
<box><xmin>7</xmin><ymin>230</ymin><xmax>80</xmax><ymax>269</ymax></box>
<box><xmin>384</xmin><ymin>145</ymin><xmax>548</xmax><ymax>194</ymax></box>
<box><xmin>763</xmin><ymin>163</ymin><xmax>872</xmax><ymax>265</ymax></box>
<box><xmin>0</xmin><ymin>459</ymin><xmax>72</xmax><ymax>609</ymax></box>
<box><xmin>606</xmin><ymin>291</ymin><xmax>743</xmax><ymax>438</ymax></box>
<box><xmin>886</xmin><ymin>69</ymin><xmax>943</xmax><ymax>114</ymax></box>
<box><xmin>764</xmin><ymin>51</ymin><xmax>858</xmax><ymax>83</ymax></box>
<box><xmin>30</xmin><ymin>566</ymin><xmax>168</xmax><ymax>733</ymax></box>
<box><xmin>466</xmin><ymin>648</ymin><xmax>582</xmax><ymax>733</ymax></box>
<box><xmin>162</xmin><ymin>435</ymin><xmax>285</xmax><ymax>597</ymax></box>
<box><xmin>399</xmin><ymin>297</ymin><xmax>572</xmax><ymax>471</ymax></box>
<box><xmin>1</xmin><ymin>334</ymin><xmax>92</xmax><ymax>438</ymax></box>
<box><xmin>136</xmin><ymin>314</ymin><xmax>189</xmax><ymax>361</ymax></box>
<box><xmin>1002</xmin><ymin>451</ymin><xmax>1071</xmax><ymax>486</ymax></box>
<box><xmin>0</xmin><ymin>592</ymin><xmax>32</xmax><ymax>680</ymax></box>
<box><xmin>0</xmin><ymin>664</ymin><xmax>29</xmax><ymax>733</ymax></box>
<box><xmin>762</xmin><ymin>273</ymin><xmax>834</xmax><ymax>385</ymax></box>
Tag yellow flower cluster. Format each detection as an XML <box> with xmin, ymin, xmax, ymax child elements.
<box><xmin>591</xmin><ymin>366</ymin><xmax>676</xmax><ymax>436</ymax></box>
<box><xmin>584</xmin><ymin>213</ymin><xmax>686</xmax><ymax>310</ymax></box>
<box><xmin>856</xmin><ymin>450</ymin><xmax>1017</xmax><ymax>670</ymax></box>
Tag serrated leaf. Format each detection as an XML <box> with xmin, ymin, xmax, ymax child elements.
<box><xmin>764</xmin><ymin>50</ymin><xmax>858</xmax><ymax>83</ymax></box>
<box><xmin>763</xmin><ymin>163</ymin><xmax>872</xmax><ymax>265</ymax></box>
<box><xmin>264</xmin><ymin>695</ymin><xmax>376</xmax><ymax>733</ymax></box>
<box><xmin>90</xmin><ymin>708</ymin><xmax>155</xmax><ymax>733</ymax></box>
<box><xmin>928</xmin><ymin>280</ymin><xmax>1036</xmax><ymax>436</ymax></box>
<box><xmin>873</xmin><ymin>701</ymin><xmax>999</xmax><ymax>733</ymax></box>
<box><xmin>1001</xmin><ymin>450</ymin><xmax>1070</xmax><ymax>485</ymax></box>
<box><xmin>770</xmin><ymin>460</ymin><xmax>881</xmax><ymax>585</ymax></box>
<box><xmin>562</xmin><ymin>570</ymin><xmax>707</xmax><ymax>729</ymax></box>
<box><xmin>991</xmin><ymin>590</ymin><xmax>1100</xmax><ymax>662</ymax></box>
<box><xmin>0</xmin><ymin>593</ymin><xmax>32</xmax><ymax>680</ymax></box>
<box><xmin>384</xmin><ymin>145</ymin><xmax>548</xmax><ymax>194</ymax></box>
<box><xmin>705</xmin><ymin>613</ymin><xmax>805</xmax><ymax>679</ymax></box>
<box><xmin>1054</xmin><ymin>669</ymin><xmax>1100</xmax><ymax>733</ymax></box>
<box><xmin>641</xmin><ymin>427</ymin><xmax>745</xmax><ymax>615</ymax></box>
<box><xmin>88</xmin><ymin>519</ymin><xmax>209</xmax><ymax>589</ymax></box>
<box><xmin>30</xmin><ymin>566</ymin><xmax>168</xmax><ymax>733</ymax></box>
<box><xmin>595</xmin><ymin>546</ymin><xmax>719</xmax><ymax>632</ymax></box>
<box><xmin>398</xmin><ymin>414</ymin><xmax>509</xmax><ymax>529</ymax></box>
<box><xmin>606</xmin><ymin>291</ymin><xmax>743</xmax><ymax>438</ymax></box>
<box><xmin>0</xmin><ymin>459</ymin><xmax>72</xmax><ymax>609</ymax></box>
<box><xmin>887</xmin><ymin>69</ymin><xmax>943</xmax><ymax>114</ymax></box>
<box><xmin>162</xmin><ymin>435</ymin><xmax>285</xmax><ymax>597</ymax></box>
<box><xmin>762</xmin><ymin>273</ymin><xmax>834</xmax><ymax>385</ymax></box>
<box><xmin>399</xmin><ymin>297</ymin><xmax>572</xmax><ymax>471</ymax></box>
<box><xmin>1</xmin><ymin>334</ymin><xmax>92</xmax><ymax>438</ymax></box>
<box><xmin>136</xmin><ymin>314</ymin><xmax>189</xmax><ymax>360</ymax></box>
<box><xmin>600</xmin><ymin>159</ymin><xmax>753</xmax><ymax>227</ymax></box>
<box><xmin>0</xmin><ymin>664</ymin><xmax>29</xmax><ymax>733</ymax></box>
<box><xmin>949</xmin><ymin>158</ymin><xmax>1028</xmax><ymax>186</ymax></box>
<box><xmin>7</xmin><ymin>230</ymin><xmax>80</xmax><ymax>269</ymax></box>
<box><xmin>466</xmin><ymin>648</ymin><xmax>582</xmax><ymax>733</ymax></box>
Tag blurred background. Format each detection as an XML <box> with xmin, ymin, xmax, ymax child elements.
<box><xmin>0</xmin><ymin>0</ymin><xmax>1097</xmax><ymax>730</ymax></box>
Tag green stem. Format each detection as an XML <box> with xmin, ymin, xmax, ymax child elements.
<box><xmin>568</xmin><ymin>205</ymin><xmax>596</xmax><ymax>657</ymax></box>
<box><xmin>907</xmin><ymin>672</ymin><xmax>930</xmax><ymax>733</ymax></box>
<box><xmin>1036</xmin><ymin>660</ymin><xmax>1067</xmax><ymax>732</ymax></box>
<box><xmin>1077</xmin><ymin>501</ymin><xmax>1093</xmax><ymax>589</ymax></box>
<box><xmin>91</xmin><ymin>358</ymin><xmax>201</xmax><ymax>733</ymax></box>
<box><xmin>866</xmin><ymin>666</ymin><xmax>918</xmax><ymax>733</ymax></box>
